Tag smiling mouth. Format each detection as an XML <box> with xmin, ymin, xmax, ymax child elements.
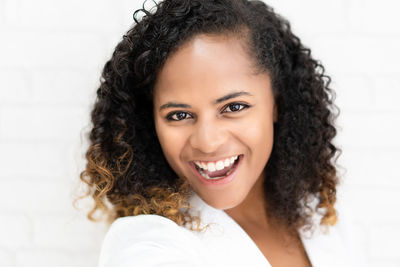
<box><xmin>193</xmin><ymin>155</ymin><xmax>242</xmax><ymax>180</ymax></box>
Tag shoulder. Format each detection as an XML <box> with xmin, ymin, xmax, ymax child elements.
<box><xmin>98</xmin><ymin>214</ymin><xmax>211</xmax><ymax>267</ymax></box>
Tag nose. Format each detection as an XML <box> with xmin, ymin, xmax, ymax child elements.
<box><xmin>189</xmin><ymin>116</ymin><xmax>228</xmax><ymax>154</ymax></box>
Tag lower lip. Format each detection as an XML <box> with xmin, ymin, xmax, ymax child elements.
<box><xmin>189</xmin><ymin>155</ymin><xmax>243</xmax><ymax>186</ymax></box>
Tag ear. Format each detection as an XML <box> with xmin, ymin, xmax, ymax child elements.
<box><xmin>273</xmin><ymin>104</ymin><xmax>278</xmax><ymax>123</ymax></box>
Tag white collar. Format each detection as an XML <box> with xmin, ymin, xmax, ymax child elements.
<box><xmin>185</xmin><ymin>190</ymin><xmax>350</xmax><ymax>267</ymax></box>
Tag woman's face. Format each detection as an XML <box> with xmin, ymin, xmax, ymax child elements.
<box><xmin>153</xmin><ymin>34</ymin><xmax>277</xmax><ymax>210</ymax></box>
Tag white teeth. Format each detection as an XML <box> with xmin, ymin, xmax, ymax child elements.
<box><xmin>215</xmin><ymin>161</ymin><xmax>225</xmax><ymax>170</ymax></box>
<box><xmin>224</xmin><ymin>158</ymin><xmax>230</xmax><ymax>167</ymax></box>
<box><xmin>201</xmin><ymin>162</ymin><xmax>207</xmax><ymax>170</ymax></box>
<box><xmin>207</xmin><ymin>162</ymin><xmax>216</xmax><ymax>172</ymax></box>
<box><xmin>194</xmin><ymin>155</ymin><xmax>240</xmax><ymax>173</ymax></box>
<box><xmin>198</xmin><ymin>164</ymin><xmax>237</xmax><ymax>180</ymax></box>
<box><xmin>194</xmin><ymin>161</ymin><xmax>207</xmax><ymax>170</ymax></box>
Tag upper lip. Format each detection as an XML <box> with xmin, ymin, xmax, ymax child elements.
<box><xmin>190</xmin><ymin>154</ymin><xmax>242</xmax><ymax>163</ymax></box>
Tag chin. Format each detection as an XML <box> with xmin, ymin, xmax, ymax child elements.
<box><xmin>199</xmin><ymin>192</ymin><xmax>245</xmax><ymax>211</ymax></box>
<box><xmin>215</xmin><ymin>203</ymin><xmax>238</xmax><ymax>210</ymax></box>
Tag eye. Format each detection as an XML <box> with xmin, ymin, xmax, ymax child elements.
<box><xmin>166</xmin><ymin>111</ymin><xmax>193</xmax><ymax>121</ymax></box>
<box><xmin>165</xmin><ymin>102</ymin><xmax>250</xmax><ymax>122</ymax></box>
<box><xmin>222</xmin><ymin>102</ymin><xmax>250</xmax><ymax>113</ymax></box>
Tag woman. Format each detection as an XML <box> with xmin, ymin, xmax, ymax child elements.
<box><xmin>79</xmin><ymin>0</ymin><xmax>365</xmax><ymax>266</ymax></box>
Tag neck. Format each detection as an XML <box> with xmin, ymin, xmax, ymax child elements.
<box><xmin>224</xmin><ymin>173</ymin><xmax>269</xmax><ymax>228</ymax></box>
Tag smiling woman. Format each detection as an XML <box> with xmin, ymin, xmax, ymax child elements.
<box><xmin>77</xmin><ymin>0</ymin><xmax>364</xmax><ymax>266</ymax></box>
<box><xmin>153</xmin><ymin>34</ymin><xmax>277</xmax><ymax>212</ymax></box>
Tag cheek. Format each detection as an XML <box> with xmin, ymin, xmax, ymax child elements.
<box><xmin>154</xmin><ymin>122</ymin><xmax>187</xmax><ymax>173</ymax></box>
<box><xmin>235</xmin><ymin>113</ymin><xmax>274</xmax><ymax>157</ymax></box>
<box><xmin>156</xmin><ymin>126</ymin><xmax>175</xmax><ymax>156</ymax></box>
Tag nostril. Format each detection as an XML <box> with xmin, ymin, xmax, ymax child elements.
<box><xmin>189</xmin><ymin>128</ymin><xmax>229</xmax><ymax>154</ymax></box>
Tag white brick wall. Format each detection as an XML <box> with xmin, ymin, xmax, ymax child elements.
<box><xmin>0</xmin><ymin>0</ymin><xmax>399</xmax><ymax>266</ymax></box>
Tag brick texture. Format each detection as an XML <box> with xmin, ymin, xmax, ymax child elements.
<box><xmin>0</xmin><ymin>0</ymin><xmax>399</xmax><ymax>266</ymax></box>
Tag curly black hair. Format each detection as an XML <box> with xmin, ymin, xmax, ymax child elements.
<box><xmin>78</xmin><ymin>0</ymin><xmax>341</xmax><ymax>233</ymax></box>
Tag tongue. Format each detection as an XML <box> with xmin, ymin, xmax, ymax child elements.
<box><xmin>204</xmin><ymin>163</ymin><xmax>235</xmax><ymax>178</ymax></box>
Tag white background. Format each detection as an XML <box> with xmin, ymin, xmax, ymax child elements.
<box><xmin>0</xmin><ymin>0</ymin><xmax>399</xmax><ymax>266</ymax></box>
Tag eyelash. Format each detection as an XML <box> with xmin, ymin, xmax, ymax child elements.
<box><xmin>165</xmin><ymin>102</ymin><xmax>251</xmax><ymax>122</ymax></box>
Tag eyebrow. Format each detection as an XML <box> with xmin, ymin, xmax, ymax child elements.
<box><xmin>159</xmin><ymin>91</ymin><xmax>253</xmax><ymax>111</ymax></box>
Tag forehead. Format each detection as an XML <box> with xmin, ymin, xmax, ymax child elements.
<box><xmin>153</xmin><ymin>34</ymin><xmax>267</xmax><ymax>103</ymax></box>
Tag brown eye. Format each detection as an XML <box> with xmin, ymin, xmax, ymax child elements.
<box><xmin>223</xmin><ymin>102</ymin><xmax>250</xmax><ymax>113</ymax></box>
<box><xmin>166</xmin><ymin>111</ymin><xmax>193</xmax><ymax>121</ymax></box>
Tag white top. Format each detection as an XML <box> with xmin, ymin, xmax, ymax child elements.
<box><xmin>98</xmin><ymin>191</ymin><xmax>367</xmax><ymax>267</ymax></box>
